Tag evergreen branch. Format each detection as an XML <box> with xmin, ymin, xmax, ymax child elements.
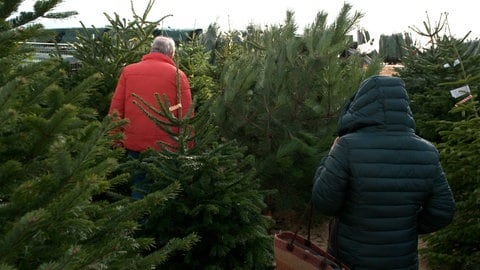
<box><xmin>28</xmin><ymin>104</ymin><xmax>78</xmax><ymax>159</ymax></box>
<box><xmin>0</xmin><ymin>80</ymin><xmax>20</xmax><ymax>112</ymax></box>
<box><xmin>0</xmin><ymin>0</ymin><xmax>22</xmax><ymax>20</ymax></box>
<box><xmin>131</xmin><ymin>94</ymin><xmax>176</xmax><ymax>134</ymax></box>
<box><xmin>96</xmin><ymin>181</ymin><xmax>182</xmax><ymax>235</ymax></box>
<box><xmin>0</xmin><ymin>263</ymin><xmax>16</xmax><ymax>270</ymax></box>
<box><xmin>0</xmin><ymin>209</ymin><xmax>49</xmax><ymax>261</ymax></box>
<box><xmin>7</xmin><ymin>0</ymin><xmax>65</xmax><ymax>28</ymax></box>
<box><xmin>136</xmin><ymin>233</ymin><xmax>200</xmax><ymax>268</ymax></box>
<box><xmin>132</xmin><ymin>92</ymin><xmax>195</xmax><ymax>152</ymax></box>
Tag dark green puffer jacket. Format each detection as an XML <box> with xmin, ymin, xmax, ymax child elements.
<box><xmin>312</xmin><ymin>76</ymin><xmax>455</xmax><ymax>270</ymax></box>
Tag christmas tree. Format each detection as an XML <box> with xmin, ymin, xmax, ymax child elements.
<box><xmin>124</xmin><ymin>90</ymin><xmax>274</xmax><ymax>269</ymax></box>
<box><xmin>210</xmin><ymin>3</ymin><xmax>382</xmax><ymax>212</ymax></box>
<box><xmin>398</xmin><ymin>13</ymin><xmax>480</xmax><ymax>269</ymax></box>
<box><xmin>0</xmin><ymin>1</ymin><xmax>197</xmax><ymax>269</ymax></box>
<box><xmin>71</xmin><ymin>0</ymin><xmax>162</xmax><ymax>116</ymax></box>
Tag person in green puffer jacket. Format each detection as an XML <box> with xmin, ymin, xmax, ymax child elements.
<box><xmin>312</xmin><ymin>75</ymin><xmax>455</xmax><ymax>270</ymax></box>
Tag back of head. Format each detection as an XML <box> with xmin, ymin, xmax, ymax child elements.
<box><xmin>151</xmin><ymin>36</ymin><xmax>176</xmax><ymax>58</ymax></box>
<box><xmin>337</xmin><ymin>75</ymin><xmax>416</xmax><ymax>136</ymax></box>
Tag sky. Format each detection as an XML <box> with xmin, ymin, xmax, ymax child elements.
<box><xmin>18</xmin><ymin>0</ymin><xmax>480</xmax><ymax>47</ymax></box>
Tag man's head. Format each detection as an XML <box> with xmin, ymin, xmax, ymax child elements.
<box><xmin>151</xmin><ymin>36</ymin><xmax>176</xmax><ymax>58</ymax></box>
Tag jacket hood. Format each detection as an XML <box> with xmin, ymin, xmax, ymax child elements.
<box><xmin>337</xmin><ymin>75</ymin><xmax>415</xmax><ymax>136</ymax></box>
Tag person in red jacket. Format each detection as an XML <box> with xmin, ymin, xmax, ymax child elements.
<box><xmin>109</xmin><ymin>35</ymin><xmax>193</xmax><ymax>198</ymax></box>
<box><xmin>109</xmin><ymin>35</ymin><xmax>193</xmax><ymax>152</ymax></box>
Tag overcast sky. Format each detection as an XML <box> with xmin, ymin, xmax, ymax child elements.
<box><xmin>18</xmin><ymin>0</ymin><xmax>479</xmax><ymax>45</ymax></box>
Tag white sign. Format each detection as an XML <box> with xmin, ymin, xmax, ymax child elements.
<box><xmin>450</xmin><ymin>85</ymin><xmax>470</xmax><ymax>98</ymax></box>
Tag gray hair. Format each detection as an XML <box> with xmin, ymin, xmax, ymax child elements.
<box><xmin>151</xmin><ymin>36</ymin><xmax>176</xmax><ymax>58</ymax></box>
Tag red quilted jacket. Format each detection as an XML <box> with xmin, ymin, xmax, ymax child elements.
<box><xmin>109</xmin><ymin>52</ymin><xmax>193</xmax><ymax>152</ymax></box>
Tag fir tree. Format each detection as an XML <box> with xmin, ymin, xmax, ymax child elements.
<box><xmin>125</xmin><ymin>91</ymin><xmax>274</xmax><ymax>269</ymax></box>
<box><xmin>426</xmin><ymin>102</ymin><xmax>480</xmax><ymax>269</ymax></box>
<box><xmin>72</xmin><ymin>0</ymin><xmax>168</xmax><ymax>116</ymax></box>
<box><xmin>398</xmin><ymin>13</ymin><xmax>480</xmax><ymax>269</ymax></box>
<box><xmin>397</xmin><ymin>13</ymin><xmax>480</xmax><ymax>140</ymax></box>
<box><xmin>175</xmin><ymin>36</ymin><xmax>218</xmax><ymax>110</ymax></box>
<box><xmin>1</xmin><ymin>1</ymin><xmax>197</xmax><ymax>269</ymax></box>
<box><xmin>4</xmin><ymin>0</ymin><xmax>76</xmax><ymax>28</ymax></box>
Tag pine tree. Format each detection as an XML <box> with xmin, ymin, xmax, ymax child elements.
<box><xmin>124</xmin><ymin>90</ymin><xmax>274</xmax><ymax>269</ymax></box>
<box><xmin>210</xmin><ymin>3</ymin><xmax>382</xmax><ymax>212</ymax></box>
<box><xmin>1</xmin><ymin>1</ymin><xmax>197</xmax><ymax>269</ymax></box>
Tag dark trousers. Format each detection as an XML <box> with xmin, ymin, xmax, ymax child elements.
<box><xmin>127</xmin><ymin>149</ymin><xmax>150</xmax><ymax>200</ymax></box>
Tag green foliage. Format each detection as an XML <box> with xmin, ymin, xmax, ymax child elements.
<box><xmin>0</xmin><ymin>1</ymin><xmax>196</xmax><ymax>268</ymax></box>
<box><xmin>1</xmin><ymin>0</ymin><xmax>68</xmax><ymax>83</ymax></box>
<box><xmin>175</xmin><ymin>35</ymin><xmax>219</xmax><ymax>109</ymax></box>
<box><xmin>0</xmin><ymin>60</ymin><xmax>193</xmax><ymax>269</ymax></box>
<box><xmin>398</xmin><ymin>13</ymin><xmax>480</xmax><ymax>269</ymax></box>
<box><xmin>398</xmin><ymin>13</ymin><xmax>480</xmax><ymax>141</ymax></box>
<box><xmin>71</xmin><ymin>0</ymin><xmax>168</xmax><ymax>116</ymax></box>
<box><xmin>211</xmin><ymin>3</ymin><xmax>382</xmax><ymax>211</ymax></box>
<box><xmin>127</xmin><ymin>93</ymin><xmax>274</xmax><ymax>269</ymax></box>
<box><xmin>5</xmin><ymin>0</ymin><xmax>76</xmax><ymax>28</ymax></box>
<box><xmin>421</xmin><ymin>104</ymin><xmax>480</xmax><ymax>269</ymax></box>
<box><xmin>378</xmin><ymin>32</ymin><xmax>413</xmax><ymax>63</ymax></box>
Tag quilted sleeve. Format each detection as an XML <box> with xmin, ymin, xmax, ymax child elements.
<box><xmin>417</xmin><ymin>163</ymin><xmax>455</xmax><ymax>234</ymax></box>
<box><xmin>312</xmin><ymin>138</ymin><xmax>350</xmax><ymax>216</ymax></box>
